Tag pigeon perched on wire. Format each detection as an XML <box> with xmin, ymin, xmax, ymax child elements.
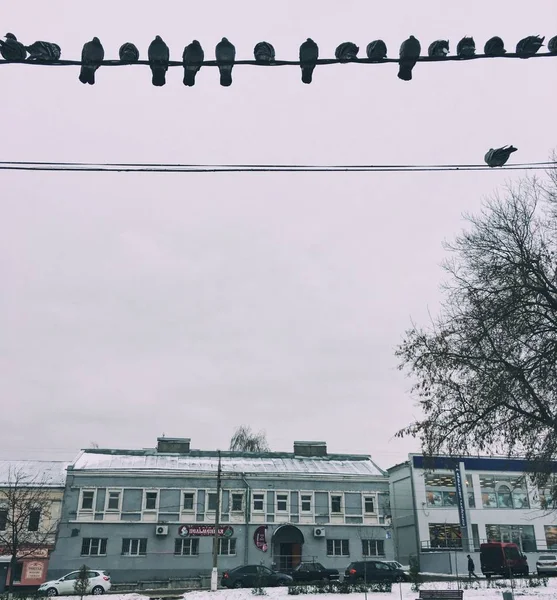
<box><xmin>484</xmin><ymin>145</ymin><xmax>517</xmax><ymax>167</ymax></box>
<box><xmin>549</xmin><ymin>36</ymin><xmax>557</xmax><ymax>54</ymax></box>
<box><xmin>215</xmin><ymin>37</ymin><xmax>235</xmax><ymax>86</ymax></box>
<box><xmin>183</xmin><ymin>40</ymin><xmax>204</xmax><ymax>86</ymax></box>
<box><xmin>457</xmin><ymin>36</ymin><xmax>475</xmax><ymax>57</ymax></box>
<box><xmin>299</xmin><ymin>38</ymin><xmax>319</xmax><ymax>84</ymax></box>
<box><xmin>148</xmin><ymin>35</ymin><xmax>170</xmax><ymax>86</ymax></box>
<box><xmin>516</xmin><ymin>35</ymin><xmax>544</xmax><ymax>57</ymax></box>
<box><xmin>398</xmin><ymin>35</ymin><xmax>421</xmax><ymax>81</ymax></box>
<box><xmin>335</xmin><ymin>42</ymin><xmax>359</xmax><ymax>62</ymax></box>
<box><xmin>119</xmin><ymin>42</ymin><xmax>139</xmax><ymax>63</ymax></box>
<box><xmin>366</xmin><ymin>40</ymin><xmax>387</xmax><ymax>61</ymax></box>
<box><xmin>79</xmin><ymin>37</ymin><xmax>104</xmax><ymax>85</ymax></box>
<box><xmin>0</xmin><ymin>33</ymin><xmax>27</xmax><ymax>61</ymax></box>
<box><xmin>253</xmin><ymin>41</ymin><xmax>275</xmax><ymax>63</ymax></box>
<box><xmin>428</xmin><ymin>40</ymin><xmax>449</xmax><ymax>58</ymax></box>
<box><xmin>484</xmin><ymin>36</ymin><xmax>506</xmax><ymax>56</ymax></box>
<box><xmin>25</xmin><ymin>41</ymin><xmax>61</xmax><ymax>61</ymax></box>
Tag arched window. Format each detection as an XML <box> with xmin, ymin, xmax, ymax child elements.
<box><xmin>497</xmin><ymin>484</ymin><xmax>513</xmax><ymax>508</ymax></box>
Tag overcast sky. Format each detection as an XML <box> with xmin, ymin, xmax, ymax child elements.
<box><xmin>1</xmin><ymin>1</ymin><xmax>556</xmax><ymax>469</ymax></box>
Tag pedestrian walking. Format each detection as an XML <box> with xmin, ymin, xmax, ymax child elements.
<box><xmin>467</xmin><ymin>554</ymin><xmax>479</xmax><ymax>580</ymax></box>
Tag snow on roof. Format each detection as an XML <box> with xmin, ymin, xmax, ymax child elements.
<box><xmin>0</xmin><ymin>460</ymin><xmax>69</xmax><ymax>487</ymax></box>
<box><xmin>72</xmin><ymin>451</ymin><xmax>385</xmax><ymax>478</ymax></box>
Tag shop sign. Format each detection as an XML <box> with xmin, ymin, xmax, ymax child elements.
<box><xmin>25</xmin><ymin>561</ymin><xmax>45</xmax><ymax>580</ymax></box>
<box><xmin>253</xmin><ymin>525</ymin><xmax>268</xmax><ymax>551</ymax></box>
<box><xmin>178</xmin><ymin>525</ymin><xmax>234</xmax><ymax>538</ymax></box>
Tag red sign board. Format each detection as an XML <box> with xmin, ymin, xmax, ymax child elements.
<box><xmin>178</xmin><ymin>525</ymin><xmax>234</xmax><ymax>538</ymax></box>
<box><xmin>254</xmin><ymin>525</ymin><xmax>268</xmax><ymax>552</ymax></box>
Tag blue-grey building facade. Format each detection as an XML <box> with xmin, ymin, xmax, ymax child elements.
<box><xmin>48</xmin><ymin>438</ymin><xmax>393</xmax><ymax>583</ymax></box>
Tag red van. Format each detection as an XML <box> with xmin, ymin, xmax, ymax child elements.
<box><xmin>480</xmin><ymin>542</ymin><xmax>529</xmax><ymax>578</ymax></box>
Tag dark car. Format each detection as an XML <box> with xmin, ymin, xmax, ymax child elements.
<box><xmin>344</xmin><ymin>561</ymin><xmax>408</xmax><ymax>583</ymax></box>
<box><xmin>288</xmin><ymin>561</ymin><xmax>340</xmax><ymax>582</ymax></box>
<box><xmin>221</xmin><ymin>565</ymin><xmax>293</xmax><ymax>588</ymax></box>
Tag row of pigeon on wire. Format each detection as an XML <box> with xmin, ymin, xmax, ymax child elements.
<box><xmin>0</xmin><ymin>33</ymin><xmax>555</xmax><ymax>86</ymax></box>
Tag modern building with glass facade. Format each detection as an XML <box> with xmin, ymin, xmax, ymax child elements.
<box><xmin>388</xmin><ymin>454</ymin><xmax>557</xmax><ymax>574</ymax></box>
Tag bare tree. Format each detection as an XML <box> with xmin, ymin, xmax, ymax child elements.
<box><xmin>74</xmin><ymin>564</ymin><xmax>90</xmax><ymax>600</ymax></box>
<box><xmin>229</xmin><ymin>425</ymin><xmax>270</xmax><ymax>452</ymax></box>
<box><xmin>0</xmin><ymin>467</ymin><xmax>60</xmax><ymax>592</ymax></box>
<box><xmin>396</xmin><ymin>168</ymin><xmax>557</xmax><ymax>495</ymax></box>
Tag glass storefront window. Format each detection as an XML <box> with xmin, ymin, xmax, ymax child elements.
<box><xmin>545</xmin><ymin>526</ymin><xmax>557</xmax><ymax>550</ymax></box>
<box><xmin>486</xmin><ymin>524</ymin><xmax>536</xmax><ymax>552</ymax></box>
<box><xmin>480</xmin><ymin>475</ymin><xmax>530</xmax><ymax>509</ymax></box>
<box><xmin>428</xmin><ymin>523</ymin><xmax>462</xmax><ymax>549</ymax></box>
<box><xmin>425</xmin><ymin>472</ymin><xmax>474</xmax><ymax>508</ymax></box>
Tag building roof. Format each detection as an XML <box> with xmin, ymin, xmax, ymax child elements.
<box><xmin>0</xmin><ymin>460</ymin><xmax>69</xmax><ymax>487</ymax></box>
<box><xmin>71</xmin><ymin>449</ymin><xmax>386</xmax><ymax>478</ymax></box>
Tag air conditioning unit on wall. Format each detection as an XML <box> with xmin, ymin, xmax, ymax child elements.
<box><xmin>314</xmin><ymin>527</ymin><xmax>326</xmax><ymax>538</ymax></box>
<box><xmin>155</xmin><ymin>525</ymin><xmax>169</xmax><ymax>536</ymax></box>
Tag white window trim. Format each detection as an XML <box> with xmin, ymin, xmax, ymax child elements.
<box><xmin>181</xmin><ymin>489</ymin><xmax>197</xmax><ymax>513</ymax></box>
<box><xmin>252</xmin><ymin>490</ymin><xmax>266</xmax><ymax>513</ymax></box>
<box><xmin>362</xmin><ymin>493</ymin><xmax>377</xmax><ymax>515</ymax></box>
<box><xmin>142</xmin><ymin>489</ymin><xmax>160</xmax><ymax>512</ymax></box>
<box><xmin>122</xmin><ymin>537</ymin><xmax>148</xmax><ymax>556</ymax></box>
<box><xmin>329</xmin><ymin>492</ymin><xmax>344</xmax><ymax>514</ymax></box>
<box><xmin>217</xmin><ymin>537</ymin><xmax>237</xmax><ymax>556</ymax></box>
<box><xmin>275</xmin><ymin>490</ymin><xmax>290</xmax><ymax>514</ymax></box>
<box><xmin>79</xmin><ymin>489</ymin><xmax>97</xmax><ymax>512</ymax></box>
<box><xmin>81</xmin><ymin>537</ymin><xmax>108</xmax><ymax>557</ymax></box>
<box><xmin>205</xmin><ymin>489</ymin><xmax>222</xmax><ymax>513</ymax></box>
<box><xmin>327</xmin><ymin>538</ymin><xmax>350</xmax><ymax>556</ymax></box>
<box><xmin>230</xmin><ymin>491</ymin><xmax>245</xmax><ymax>513</ymax></box>
<box><xmin>300</xmin><ymin>491</ymin><xmax>314</xmax><ymax>514</ymax></box>
<box><xmin>175</xmin><ymin>537</ymin><xmax>199</xmax><ymax>556</ymax></box>
<box><xmin>105</xmin><ymin>489</ymin><xmax>123</xmax><ymax>512</ymax></box>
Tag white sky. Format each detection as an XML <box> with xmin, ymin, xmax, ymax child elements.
<box><xmin>1</xmin><ymin>1</ymin><xmax>556</xmax><ymax>469</ymax></box>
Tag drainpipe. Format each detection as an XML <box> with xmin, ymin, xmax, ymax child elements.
<box><xmin>241</xmin><ymin>475</ymin><xmax>250</xmax><ymax>566</ymax></box>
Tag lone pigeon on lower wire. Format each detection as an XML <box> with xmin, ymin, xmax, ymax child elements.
<box><xmin>484</xmin><ymin>36</ymin><xmax>506</xmax><ymax>56</ymax></box>
<box><xmin>25</xmin><ymin>41</ymin><xmax>61</xmax><ymax>61</ymax></box>
<box><xmin>0</xmin><ymin>33</ymin><xmax>27</xmax><ymax>61</ymax></box>
<box><xmin>79</xmin><ymin>37</ymin><xmax>104</xmax><ymax>85</ymax></box>
<box><xmin>299</xmin><ymin>38</ymin><xmax>319</xmax><ymax>84</ymax></box>
<box><xmin>484</xmin><ymin>145</ymin><xmax>517</xmax><ymax>167</ymax></box>
<box><xmin>549</xmin><ymin>36</ymin><xmax>557</xmax><ymax>54</ymax></box>
<box><xmin>215</xmin><ymin>37</ymin><xmax>236</xmax><ymax>86</ymax></box>
<box><xmin>398</xmin><ymin>35</ymin><xmax>421</xmax><ymax>81</ymax></box>
<box><xmin>516</xmin><ymin>35</ymin><xmax>544</xmax><ymax>57</ymax></box>
<box><xmin>148</xmin><ymin>36</ymin><xmax>170</xmax><ymax>86</ymax></box>
<box><xmin>183</xmin><ymin>40</ymin><xmax>204</xmax><ymax>86</ymax></box>
<box><xmin>253</xmin><ymin>41</ymin><xmax>275</xmax><ymax>63</ymax></box>
<box><xmin>335</xmin><ymin>42</ymin><xmax>359</xmax><ymax>62</ymax></box>
<box><xmin>457</xmin><ymin>36</ymin><xmax>475</xmax><ymax>57</ymax></box>
<box><xmin>119</xmin><ymin>42</ymin><xmax>139</xmax><ymax>63</ymax></box>
<box><xmin>428</xmin><ymin>40</ymin><xmax>449</xmax><ymax>58</ymax></box>
<box><xmin>366</xmin><ymin>40</ymin><xmax>387</xmax><ymax>61</ymax></box>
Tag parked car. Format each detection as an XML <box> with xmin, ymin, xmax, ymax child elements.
<box><xmin>287</xmin><ymin>561</ymin><xmax>340</xmax><ymax>582</ymax></box>
<box><xmin>480</xmin><ymin>542</ymin><xmax>529</xmax><ymax>578</ymax></box>
<box><xmin>344</xmin><ymin>561</ymin><xmax>409</xmax><ymax>583</ymax></box>
<box><xmin>38</xmin><ymin>570</ymin><xmax>111</xmax><ymax>596</ymax></box>
<box><xmin>221</xmin><ymin>565</ymin><xmax>293</xmax><ymax>588</ymax></box>
<box><xmin>536</xmin><ymin>554</ymin><xmax>557</xmax><ymax>575</ymax></box>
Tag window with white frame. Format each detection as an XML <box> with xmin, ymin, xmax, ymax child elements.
<box><xmin>276</xmin><ymin>492</ymin><xmax>289</xmax><ymax>513</ymax></box>
<box><xmin>218</xmin><ymin>538</ymin><xmax>236</xmax><ymax>555</ymax></box>
<box><xmin>174</xmin><ymin>538</ymin><xmax>199</xmax><ymax>556</ymax></box>
<box><xmin>182</xmin><ymin>491</ymin><xmax>196</xmax><ymax>512</ymax></box>
<box><xmin>207</xmin><ymin>492</ymin><xmax>218</xmax><ymax>512</ymax></box>
<box><xmin>106</xmin><ymin>491</ymin><xmax>121</xmax><ymax>511</ymax></box>
<box><xmin>27</xmin><ymin>509</ymin><xmax>41</xmax><ymax>531</ymax></box>
<box><xmin>300</xmin><ymin>494</ymin><xmax>313</xmax><ymax>513</ymax></box>
<box><xmin>362</xmin><ymin>539</ymin><xmax>384</xmax><ymax>556</ymax></box>
<box><xmin>330</xmin><ymin>494</ymin><xmax>343</xmax><ymax>514</ymax></box>
<box><xmin>363</xmin><ymin>495</ymin><xmax>376</xmax><ymax>514</ymax></box>
<box><xmin>122</xmin><ymin>538</ymin><xmax>147</xmax><ymax>556</ymax></box>
<box><xmin>80</xmin><ymin>490</ymin><xmax>95</xmax><ymax>511</ymax></box>
<box><xmin>252</xmin><ymin>493</ymin><xmax>265</xmax><ymax>512</ymax></box>
<box><xmin>327</xmin><ymin>539</ymin><xmax>349</xmax><ymax>556</ymax></box>
<box><xmin>81</xmin><ymin>538</ymin><xmax>107</xmax><ymax>556</ymax></box>
<box><xmin>231</xmin><ymin>492</ymin><xmax>244</xmax><ymax>512</ymax></box>
<box><xmin>144</xmin><ymin>491</ymin><xmax>158</xmax><ymax>511</ymax></box>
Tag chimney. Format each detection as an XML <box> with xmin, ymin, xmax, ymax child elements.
<box><xmin>156</xmin><ymin>437</ymin><xmax>191</xmax><ymax>453</ymax></box>
<box><xmin>293</xmin><ymin>441</ymin><xmax>327</xmax><ymax>457</ymax></box>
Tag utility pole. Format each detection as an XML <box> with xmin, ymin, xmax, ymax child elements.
<box><xmin>211</xmin><ymin>450</ymin><xmax>222</xmax><ymax>592</ymax></box>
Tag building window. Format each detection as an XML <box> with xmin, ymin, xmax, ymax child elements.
<box><xmin>301</xmin><ymin>494</ymin><xmax>313</xmax><ymax>513</ymax></box>
<box><xmin>174</xmin><ymin>538</ymin><xmax>199</xmax><ymax>556</ymax></box>
<box><xmin>122</xmin><ymin>538</ymin><xmax>147</xmax><ymax>556</ymax></box>
<box><xmin>330</xmin><ymin>495</ymin><xmax>343</xmax><ymax>514</ymax></box>
<box><xmin>480</xmin><ymin>475</ymin><xmax>530</xmax><ymax>509</ymax></box>
<box><xmin>0</xmin><ymin>508</ymin><xmax>7</xmax><ymax>531</ymax></box>
<box><xmin>253</xmin><ymin>493</ymin><xmax>265</xmax><ymax>512</ymax></box>
<box><xmin>425</xmin><ymin>473</ymin><xmax>475</xmax><ymax>508</ymax></box>
<box><xmin>182</xmin><ymin>492</ymin><xmax>195</xmax><ymax>511</ymax></box>
<box><xmin>327</xmin><ymin>539</ymin><xmax>349</xmax><ymax>556</ymax></box>
<box><xmin>231</xmin><ymin>493</ymin><xmax>244</xmax><ymax>512</ymax></box>
<box><xmin>276</xmin><ymin>493</ymin><xmax>289</xmax><ymax>512</ymax></box>
<box><xmin>545</xmin><ymin>526</ymin><xmax>557</xmax><ymax>550</ymax></box>
<box><xmin>80</xmin><ymin>490</ymin><xmax>95</xmax><ymax>511</ymax></box>
<box><xmin>362</xmin><ymin>539</ymin><xmax>385</xmax><ymax>556</ymax></box>
<box><xmin>428</xmin><ymin>524</ymin><xmax>462</xmax><ymax>549</ymax></box>
<box><xmin>218</xmin><ymin>538</ymin><xmax>236</xmax><ymax>555</ymax></box>
<box><xmin>207</xmin><ymin>492</ymin><xmax>218</xmax><ymax>512</ymax></box>
<box><xmin>27</xmin><ymin>509</ymin><xmax>41</xmax><ymax>532</ymax></box>
<box><xmin>144</xmin><ymin>491</ymin><xmax>158</xmax><ymax>511</ymax></box>
<box><xmin>81</xmin><ymin>538</ymin><xmax>108</xmax><ymax>556</ymax></box>
<box><xmin>486</xmin><ymin>524</ymin><xmax>536</xmax><ymax>552</ymax></box>
<box><xmin>364</xmin><ymin>496</ymin><xmax>376</xmax><ymax>514</ymax></box>
<box><xmin>106</xmin><ymin>491</ymin><xmax>121</xmax><ymax>511</ymax></box>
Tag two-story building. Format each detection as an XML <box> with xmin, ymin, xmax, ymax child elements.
<box><xmin>389</xmin><ymin>454</ymin><xmax>557</xmax><ymax>574</ymax></box>
<box><xmin>48</xmin><ymin>438</ymin><xmax>393</xmax><ymax>582</ymax></box>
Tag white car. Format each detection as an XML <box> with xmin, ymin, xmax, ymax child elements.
<box><xmin>39</xmin><ymin>570</ymin><xmax>111</xmax><ymax>596</ymax></box>
<box><xmin>536</xmin><ymin>555</ymin><xmax>557</xmax><ymax>575</ymax></box>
